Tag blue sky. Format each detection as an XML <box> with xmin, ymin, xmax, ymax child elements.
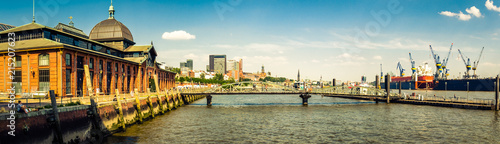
<box><xmin>2</xmin><ymin>0</ymin><xmax>500</xmax><ymax>81</ymax></box>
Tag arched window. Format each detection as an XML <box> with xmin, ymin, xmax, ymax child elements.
<box><xmin>39</xmin><ymin>54</ymin><xmax>49</xmax><ymax>66</ymax></box>
<box><xmin>65</xmin><ymin>54</ymin><xmax>71</xmax><ymax>66</ymax></box>
<box><xmin>115</xmin><ymin>63</ymin><xmax>118</xmax><ymax>72</ymax></box>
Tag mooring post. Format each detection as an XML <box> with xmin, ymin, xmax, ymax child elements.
<box><xmin>496</xmin><ymin>75</ymin><xmax>499</xmax><ymax>111</ymax></box>
<box><xmin>399</xmin><ymin>81</ymin><xmax>402</xmax><ymax>97</ymax></box>
<box><xmin>115</xmin><ymin>89</ymin><xmax>125</xmax><ymax>131</ymax></box>
<box><xmin>49</xmin><ymin>90</ymin><xmax>64</xmax><ymax>144</ymax></box>
<box><xmin>134</xmin><ymin>88</ymin><xmax>143</xmax><ymax>123</ymax></box>
<box><xmin>299</xmin><ymin>93</ymin><xmax>312</xmax><ymax>105</ymax></box>
<box><xmin>385</xmin><ymin>74</ymin><xmax>391</xmax><ymax>104</ymax></box>
<box><xmin>207</xmin><ymin>95</ymin><xmax>213</xmax><ymax>106</ymax></box>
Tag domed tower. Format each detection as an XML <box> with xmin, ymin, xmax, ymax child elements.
<box><xmin>89</xmin><ymin>0</ymin><xmax>135</xmax><ymax>50</ymax></box>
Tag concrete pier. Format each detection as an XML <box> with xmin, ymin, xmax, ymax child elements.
<box><xmin>207</xmin><ymin>95</ymin><xmax>213</xmax><ymax>106</ymax></box>
<box><xmin>300</xmin><ymin>93</ymin><xmax>311</xmax><ymax>105</ymax></box>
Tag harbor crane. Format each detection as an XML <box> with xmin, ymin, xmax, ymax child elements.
<box><xmin>458</xmin><ymin>49</ymin><xmax>471</xmax><ymax>79</ymax></box>
<box><xmin>396</xmin><ymin>62</ymin><xmax>405</xmax><ymax>77</ymax></box>
<box><xmin>429</xmin><ymin>45</ymin><xmax>442</xmax><ymax>79</ymax></box>
<box><xmin>409</xmin><ymin>52</ymin><xmax>416</xmax><ymax>76</ymax></box>
<box><xmin>472</xmin><ymin>47</ymin><xmax>484</xmax><ymax>78</ymax></box>
<box><xmin>441</xmin><ymin>43</ymin><xmax>453</xmax><ymax>79</ymax></box>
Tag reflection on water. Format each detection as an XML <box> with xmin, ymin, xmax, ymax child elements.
<box><xmin>105</xmin><ymin>95</ymin><xmax>500</xmax><ymax>143</ymax></box>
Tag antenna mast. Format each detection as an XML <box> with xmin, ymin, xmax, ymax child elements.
<box><xmin>32</xmin><ymin>0</ymin><xmax>35</xmax><ymax>22</ymax></box>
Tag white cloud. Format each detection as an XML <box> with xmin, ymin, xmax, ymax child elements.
<box><xmin>439</xmin><ymin>11</ymin><xmax>472</xmax><ymax>21</ymax></box>
<box><xmin>486</xmin><ymin>0</ymin><xmax>500</xmax><ymax>12</ymax></box>
<box><xmin>161</xmin><ymin>30</ymin><xmax>196</xmax><ymax>40</ymax></box>
<box><xmin>373</xmin><ymin>56</ymin><xmax>382</xmax><ymax>60</ymax></box>
<box><xmin>465</xmin><ymin>6</ymin><xmax>482</xmax><ymax>18</ymax></box>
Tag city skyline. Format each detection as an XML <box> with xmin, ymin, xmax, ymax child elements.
<box><xmin>2</xmin><ymin>0</ymin><xmax>500</xmax><ymax>81</ymax></box>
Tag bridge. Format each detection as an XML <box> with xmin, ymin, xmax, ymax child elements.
<box><xmin>180</xmin><ymin>81</ymin><xmax>498</xmax><ymax>110</ymax></box>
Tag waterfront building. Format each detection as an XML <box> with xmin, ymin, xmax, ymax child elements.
<box><xmin>0</xmin><ymin>2</ymin><xmax>176</xmax><ymax>97</ymax></box>
<box><xmin>209</xmin><ymin>54</ymin><xmax>226</xmax><ymax>74</ymax></box>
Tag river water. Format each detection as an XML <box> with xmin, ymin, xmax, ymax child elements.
<box><xmin>104</xmin><ymin>94</ymin><xmax>500</xmax><ymax>143</ymax></box>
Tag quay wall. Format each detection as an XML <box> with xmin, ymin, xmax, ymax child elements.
<box><xmin>0</xmin><ymin>93</ymin><xmax>206</xmax><ymax>144</ymax></box>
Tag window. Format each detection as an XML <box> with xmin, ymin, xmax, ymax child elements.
<box><xmin>107</xmin><ymin>62</ymin><xmax>112</xmax><ymax>73</ymax></box>
<box><xmin>39</xmin><ymin>69</ymin><xmax>50</xmax><ymax>92</ymax></box>
<box><xmin>13</xmin><ymin>70</ymin><xmax>22</xmax><ymax>94</ymax></box>
<box><xmin>39</xmin><ymin>54</ymin><xmax>49</xmax><ymax>66</ymax></box>
<box><xmin>122</xmin><ymin>64</ymin><xmax>125</xmax><ymax>73</ymax></box>
<box><xmin>115</xmin><ymin>63</ymin><xmax>118</xmax><ymax>72</ymax></box>
<box><xmin>14</xmin><ymin>56</ymin><xmax>21</xmax><ymax>67</ymax></box>
<box><xmin>133</xmin><ymin>53</ymin><xmax>139</xmax><ymax>57</ymax></box>
<box><xmin>99</xmin><ymin>60</ymin><xmax>103</xmax><ymax>70</ymax></box>
<box><xmin>66</xmin><ymin>69</ymin><xmax>71</xmax><ymax>94</ymax></box>
<box><xmin>89</xmin><ymin>58</ymin><xmax>94</xmax><ymax>69</ymax></box>
<box><xmin>65</xmin><ymin>54</ymin><xmax>71</xmax><ymax>66</ymax></box>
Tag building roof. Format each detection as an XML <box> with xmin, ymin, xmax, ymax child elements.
<box><xmin>54</xmin><ymin>23</ymin><xmax>88</xmax><ymax>38</ymax></box>
<box><xmin>0</xmin><ymin>23</ymin><xmax>46</xmax><ymax>34</ymax></box>
<box><xmin>123</xmin><ymin>57</ymin><xmax>146</xmax><ymax>63</ymax></box>
<box><xmin>124</xmin><ymin>45</ymin><xmax>151</xmax><ymax>52</ymax></box>
<box><xmin>89</xmin><ymin>19</ymin><xmax>133</xmax><ymax>42</ymax></box>
<box><xmin>0</xmin><ymin>23</ymin><xmax>15</xmax><ymax>32</ymax></box>
<box><xmin>0</xmin><ymin>38</ymin><xmax>62</xmax><ymax>51</ymax></box>
<box><xmin>0</xmin><ymin>23</ymin><xmax>124</xmax><ymax>51</ymax></box>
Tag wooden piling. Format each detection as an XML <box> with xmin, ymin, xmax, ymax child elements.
<box><xmin>49</xmin><ymin>90</ymin><xmax>64</xmax><ymax>144</ymax></box>
<box><xmin>134</xmin><ymin>89</ymin><xmax>143</xmax><ymax>123</ymax></box>
<box><xmin>115</xmin><ymin>89</ymin><xmax>125</xmax><ymax>130</ymax></box>
<box><xmin>399</xmin><ymin>81</ymin><xmax>402</xmax><ymax>96</ymax></box>
<box><xmin>496</xmin><ymin>75</ymin><xmax>499</xmax><ymax>111</ymax></box>
<box><xmin>385</xmin><ymin>74</ymin><xmax>391</xmax><ymax>103</ymax></box>
<box><xmin>375</xmin><ymin>75</ymin><xmax>380</xmax><ymax>89</ymax></box>
<box><xmin>147</xmin><ymin>88</ymin><xmax>154</xmax><ymax>118</ymax></box>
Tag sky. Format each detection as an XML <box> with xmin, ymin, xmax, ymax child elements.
<box><xmin>2</xmin><ymin>0</ymin><xmax>500</xmax><ymax>82</ymax></box>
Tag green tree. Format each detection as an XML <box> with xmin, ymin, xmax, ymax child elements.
<box><xmin>170</xmin><ymin>67</ymin><xmax>180</xmax><ymax>74</ymax></box>
<box><xmin>200</xmin><ymin>73</ymin><xmax>206</xmax><ymax>79</ymax></box>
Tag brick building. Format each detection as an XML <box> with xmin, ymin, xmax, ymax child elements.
<box><xmin>0</xmin><ymin>3</ymin><xmax>176</xmax><ymax>97</ymax></box>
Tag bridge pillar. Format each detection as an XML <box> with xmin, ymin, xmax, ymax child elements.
<box><xmin>300</xmin><ymin>93</ymin><xmax>311</xmax><ymax>105</ymax></box>
<box><xmin>496</xmin><ymin>75</ymin><xmax>499</xmax><ymax>111</ymax></box>
<box><xmin>207</xmin><ymin>95</ymin><xmax>213</xmax><ymax>106</ymax></box>
<box><xmin>385</xmin><ymin>74</ymin><xmax>391</xmax><ymax>104</ymax></box>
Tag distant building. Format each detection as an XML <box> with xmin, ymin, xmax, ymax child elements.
<box><xmin>209</xmin><ymin>54</ymin><xmax>226</xmax><ymax>74</ymax></box>
<box><xmin>180</xmin><ymin>59</ymin><xmax>193</xmax><ymax>70</ymax></box>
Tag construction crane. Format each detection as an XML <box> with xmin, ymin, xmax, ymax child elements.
<box><xmin>472</xmin><ymin>47</ymin><xmax>484</xmax><ymax>78</ymax></box>
<box><xmin>429</xmin><ymin>45</ymin><xmax>442</xmax><ymax>79</ymax></box>
<box><xmin>441</xmin><ymin>43</ymin><xmax>453</xmax><ymax>79</ymax></box>
<box><xmin>409</xmin><ymin>52</ymin><xmax>416</xmax><ymax>76</ymax></box>
<box><xmin>457</xmin><ymin>49</ymin><xmax>471</xmax><ymax>79</ymax></box>
<box><xmin>396</xmin><ymin>62</ymin><xmax>405</xmax><ymax>77</ymax></box>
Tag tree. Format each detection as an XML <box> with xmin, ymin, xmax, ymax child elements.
<box><xmin>170</xmin><ymin>67</ymin><xmax>181</xmax><ymax>74</ymax></box>
<box><xmin>200</xmin><ymin>73</ymin><xmax>206</xmax><ymax>79</ymax></box>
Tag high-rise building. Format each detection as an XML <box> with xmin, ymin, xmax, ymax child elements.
<box><xmin>186</xmin><ymin>59</ymin><xmax>193</xmax><ymax>70</ymax></box>
<box><xmin>180</xmin><ymin>59</ymin><xmax>193</xmax><ymax>72</ymax></box>
<box><xmin>209</xmin><ymin>55</ymin><xmax>226</xmax><ymax>74</ymax></box>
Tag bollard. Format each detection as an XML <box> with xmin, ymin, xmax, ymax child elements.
<box><xmin>385</xmin><ymin>74</ymin><xmax>391</xmax><ymax>104</ymax></box>
<box><xmin>496</xmin><ymin>75</ymin><xmax>499</xmax><ymax>111</ymax></box>
<box><xmin>207</xmin><ymin>95</ymin><xmax>213</xmax><ymax>106</ymax></box>
<box><xmin>299</xmin><ymin>93</ymin><xmax>311</xmax><ymax>105</ymax></box>
<box><xmin>49</xmin><ymin>90</ymin><xmax>64</xmax><ymax>144</ymax></box>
